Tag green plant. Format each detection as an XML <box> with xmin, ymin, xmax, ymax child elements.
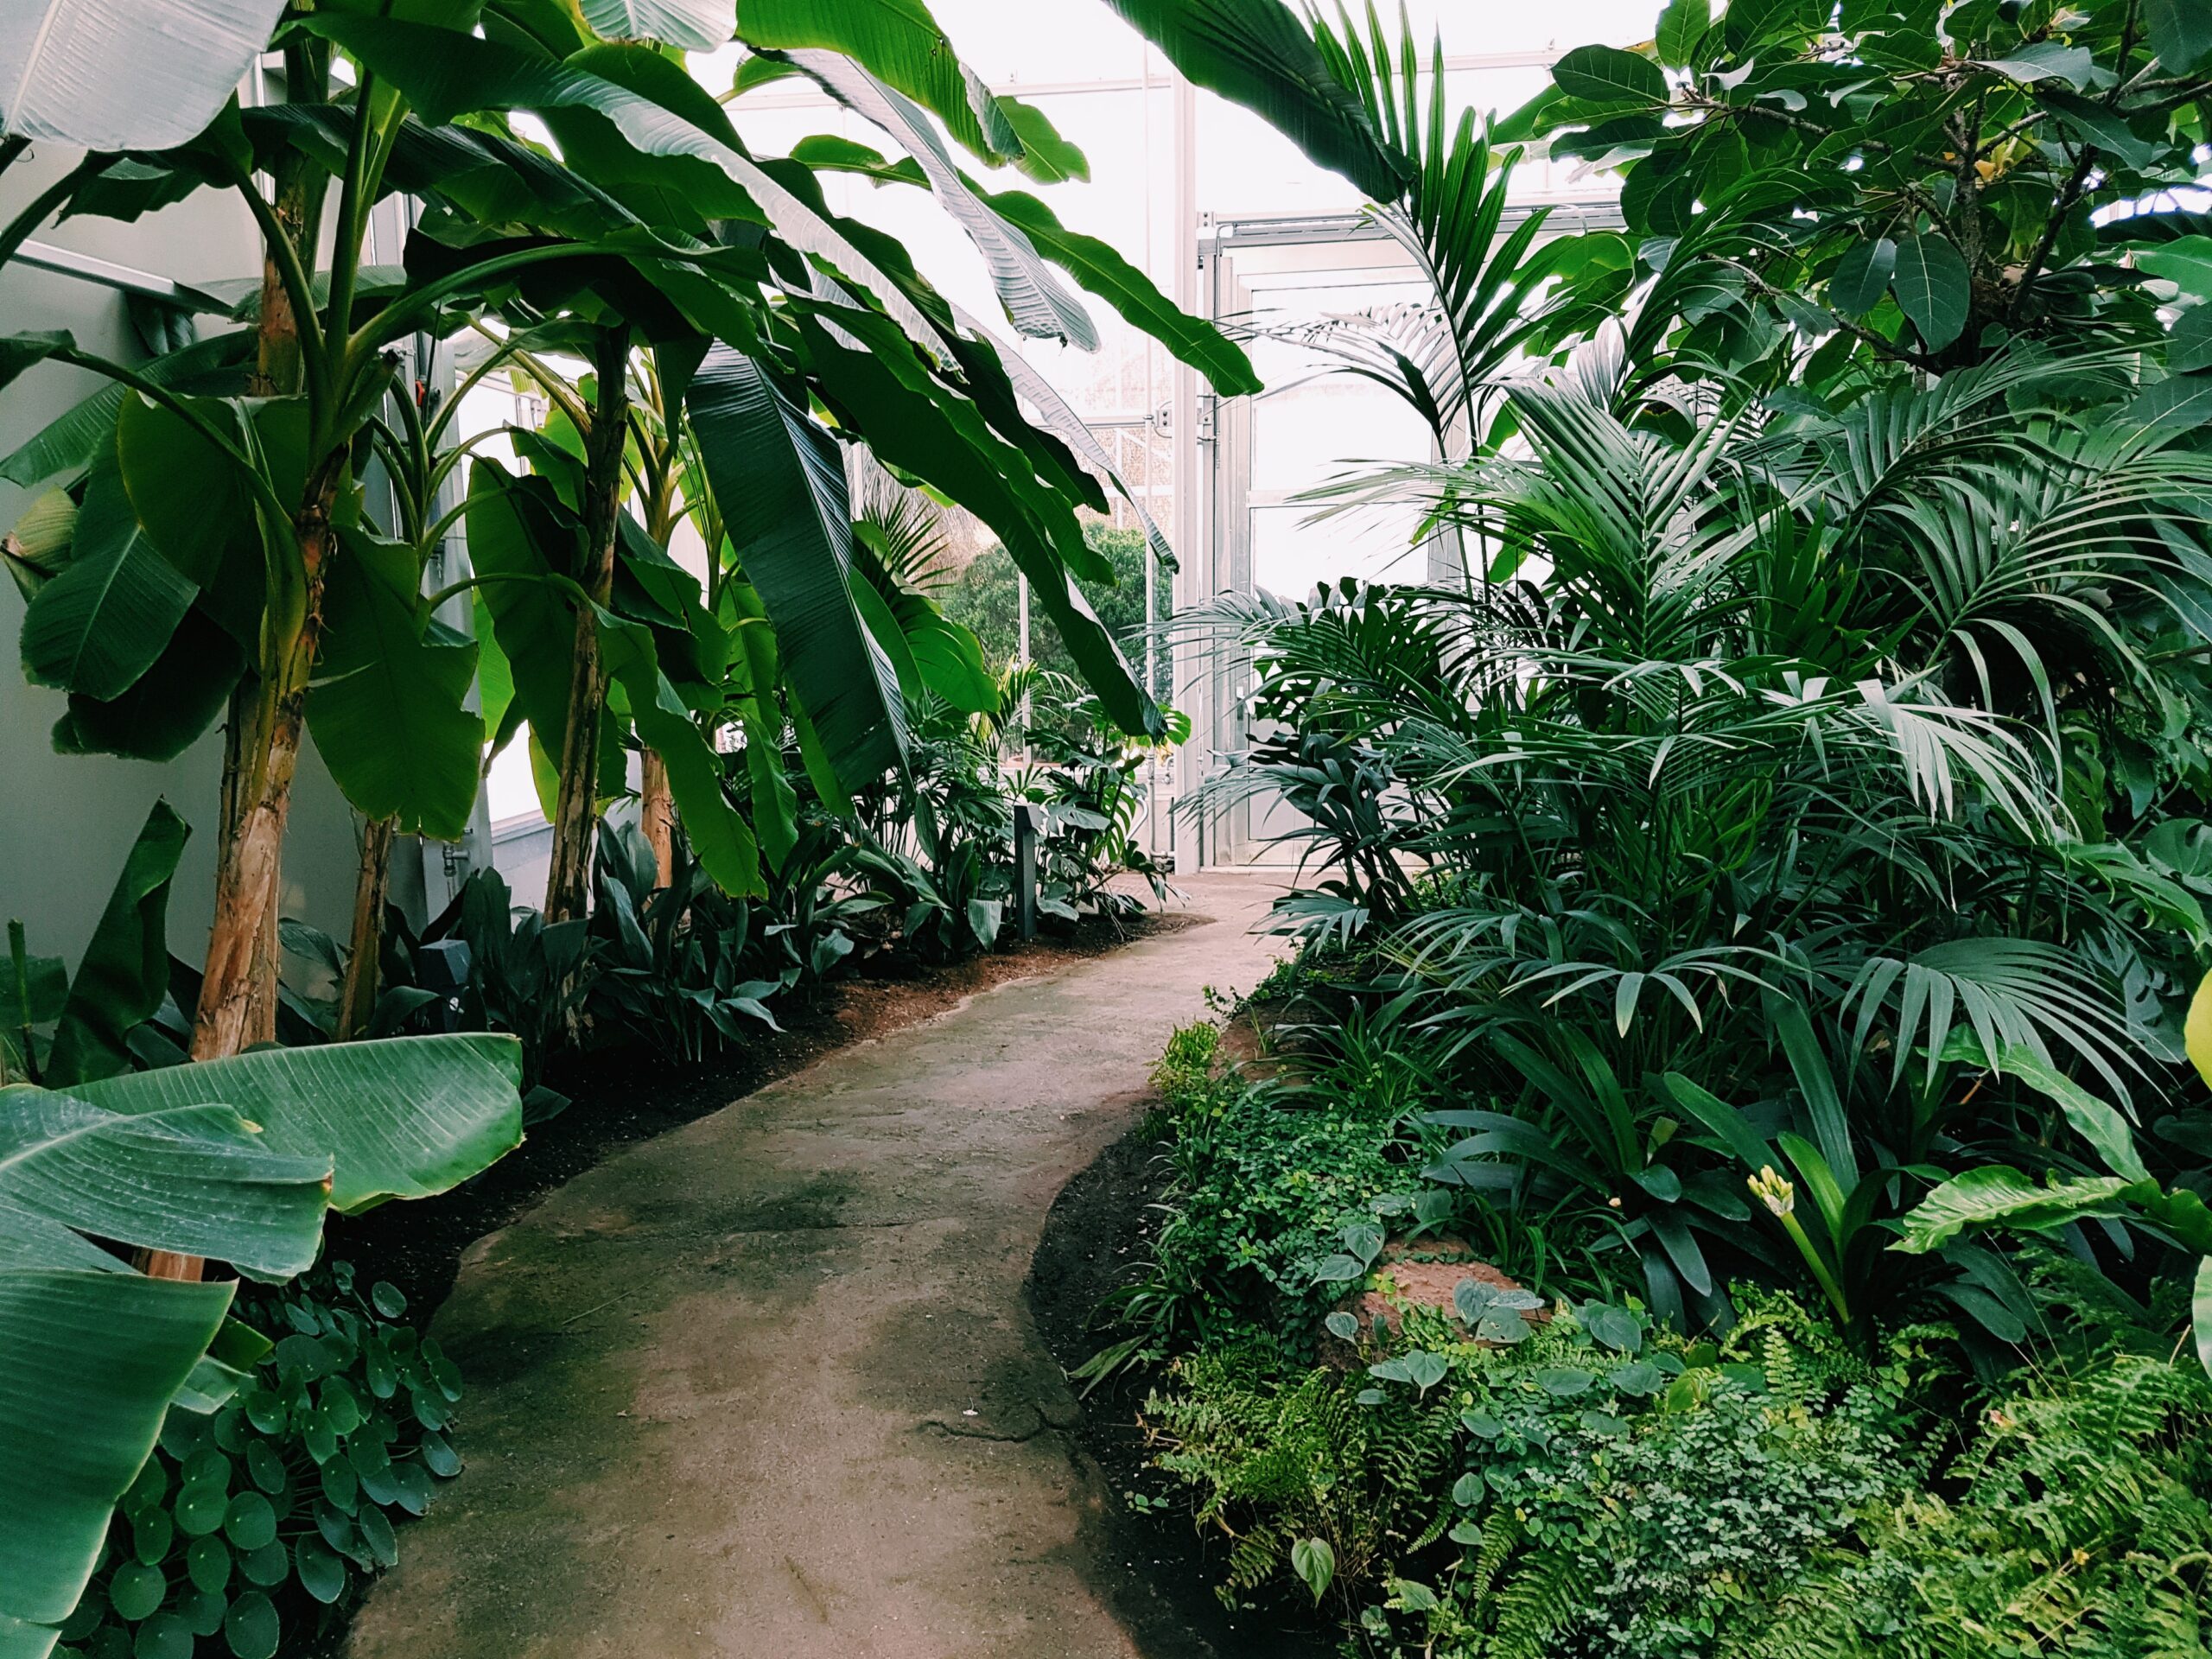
<box><xmin>51</xmin><ymin>1262</ymin><xmax>462</xmax><ymax>1659</ymax></box>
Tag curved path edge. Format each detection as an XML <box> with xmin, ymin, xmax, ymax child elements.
<box><xmin>347</xmin><ymin>874</ymin><xmax>1283</xmax><ymax>1659</ymax></box>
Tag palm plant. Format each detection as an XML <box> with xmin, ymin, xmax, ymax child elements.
<box><xmin>1182</xmin><ymin>328</ymin><xmax>2212</xmax><ymax>1338</ymax></box>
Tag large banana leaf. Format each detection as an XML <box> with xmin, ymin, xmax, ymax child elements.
<box><xmin>16</xmin><ymin>448</ymin><xmax>195</xmax><ymax>702</ymax></box>
<box><xmin>581</xmin><ymin>0</ymin><xmax>729</xmax><ymax>50</ymax></box>
<box><xmin>733</xmin><ymin>0</ymin><xmax>1027</xmax><ymax>169</ymax></box>
<box><xmin>1096</xmin><ymin>0</ymin><xmax>1408</xmax><ymax>200</ymax></box>
<box><xmin>0</xmin><ymin>0</ymin><xmax>287</xmax><ymax>149</ymax></box>
<box><xmin>304</xmin><ymin>528</ymin><xmax>486</xmax><ymax>842</ymax></box>
<box><xmin>794</xmin><ymin>302</ymin><xmax>1160</xmax><ymax>735</ymax></box>
<box><xmin>42</xmin><ymin>801</ymin><xmax>188</xmax><ymax>1088</ymax></box>
<box><xmin>0</xmin><ymin>1268</ymin><xmax>236</xmax><ymax>1649</ymax></box>
<box><xmin>594</xmin><ymin>604</ymin><xmax>765</xmax><ymax>896</ymax></box>
<box><xmin>776</xmin><ymin>48</ymin><xmax>1097</xmax><ymax>348</ymax></box>
<box><xmin>312</xmin><ymin>17</ymin><xmax>958</xmax><ymax>355</ymax></box>
<box><xmin>54</xmin><ymin>1033</ymin><xmax>525</xmax><ymax>1211</ymax></box>
<box><xmin>683</xmin><ymin>344</ymin><xmax>908</xmax><ymax>789</ymax></box>
<box><xmin>0</xmin><ymin>1095</ymin><xmax>329</xmax><ymax>1276</ymax></box>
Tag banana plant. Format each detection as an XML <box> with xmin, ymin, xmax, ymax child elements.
<box><xmin>0</xmin><ymin>815</ymin><xmax>525</xmax><ymax>1659</ymax></box>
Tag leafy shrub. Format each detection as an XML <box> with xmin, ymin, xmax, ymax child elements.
<box><xmin>56</xmin><ymin>1262</ymin><xmax>461</xmax><ymax>1659</ymax></box>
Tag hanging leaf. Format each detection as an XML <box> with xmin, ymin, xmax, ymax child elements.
<box><xmin>305</xmin><ymin>529</ymin><xmax>485</xmax><ymax>842</ymax></box>
<box><xmin>2143</xmin><ymin>0</ymin><xmax>2212</xmax><ymax>75</ymax></box>
<box><xmin>1891</xmin><ymin>235</ymin><xmax>1971</xmax><ymax>351</ymax></box>
<box><xmin>1550</xmin><ymin>44</ymin><xmax>1669</xmax><ymax>108</ymax></box>
<box><xmin>683</xmin><ymin>345</ymin><xmax>908</xmax><ymax>791</ymax></box>
<box><xmin>1095</xmin><ymin>0</ymin><xmax>1408</xmax><ymax>199</ymax></box>
<box><xmin>1829</xmin><ymin>237</ymin><xmax>1896</xmax><ymax>316</ymax></box>
<box><xmin>0</xmin><ymin>0</ymin><xmax>287</xmax><ymax>148</ymax></box>
<box><xmin>580</xmin><ymin>0</ymin><xmax>729</xmax><ymax>50</ymax></box>
<box><xmin>42</xmin><ymin>800</ymin><xmax>189</xmax><ymax>1088</ymax></box>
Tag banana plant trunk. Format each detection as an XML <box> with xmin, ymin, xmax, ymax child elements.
<box><xmin>543</xmin><ymin>328</ymin><xmax>632</xmax><ymax>921</ymax></box>
<box><xmin>336</xmin><ymin>815</ymin><xmax>397</xmax><ymax>1039</ymax></box>
<box><xmin>639</xmin><ymin>749</ymin><xmax>674</xmax><ymax>887</ymax></box>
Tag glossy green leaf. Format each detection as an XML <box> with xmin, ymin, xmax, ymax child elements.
<box><xmin>594</xmin><ymin>605</ymin><xmax>764</xmax><ymax>897</ymax></box>
<box><xmin>62</xmin><ymin>1033</ymin><xmax>524</xmax><ymax>1212</ymax></box>
<box><xmin>2144</xmin><ymin>0</ymin><xmax>2212</xmax><ymax>74</ymax></box>
<box><xmin>1829</xmin><ymin>237</ymin><xmax>1895</xmax><ymax>316</ymax></box>
<box><xmin>1096</xmin><ymin>0</ymin><xmax>1407</xmax><ymax>199</ymax></box>
<box><xmin>683</xmin><ymin>344</ymin><xmax>907</xmax><ymax>789</ymax></box>
<box><xmin>2194</xmin><ymin>1257</ymin><xmax>2212</xmax><ymax>1383</ymax></box>
<box><xmin>582</xmin><ymin>0</ymin><xmax>728</xmax><ymax>49</ymax></box>
<box><xmin>48</xmin><ymin>607</ymin><xmax>244</xmax><ymax>763</ymax></box>
<box><xmin>1551</xmin><ymin>43</ymin><xmax>1669</xmax><ymax>107</ymax></box>
<box><xmin>42</xmin><ymin>799</ymin><xmax>189</xmax><ymax>1088</ymax></box>
<box><xmin>0</xmin><ymin>1269</ymin><xmax>233</xmax><ymax>1636</ymax></box>
<box><xmin>734</xmin><ymin>0</ymin><xmax>1028</xmax><ymax>168</ymax></box>
<box><xmin>0</xmin><ymin>1093</ymin><xmax>328</xmax><ymax>1274</ymax></box>
<box><xmin>1891</xmin><ymin>235</ymin><xmax>1970</xmax><ymax>350</ymax></box>
<box><xmin>1892</xmin><ymin>1167</ymin><xmax>2132</xmax><ymax>1254</ymax></box>
<box><xmin>304</xmin><ymin>529</ymin><xmax>484</xmax><ymax>841</ymax></box>
<box><xmin>18</xmin><ymin>446</ymin><xmax>195</xmax><ymax>702</ymax></box>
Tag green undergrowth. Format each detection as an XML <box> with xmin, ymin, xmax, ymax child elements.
<box><xmin>1112</xmin><ymin>1013</ymin><xmax>2212</xmax><ymax>1657</ymax></box>
<box><xmin>55</xmin><ymin>1262</ymin><xmax>457</xmax><ymax>1659</ymax></box>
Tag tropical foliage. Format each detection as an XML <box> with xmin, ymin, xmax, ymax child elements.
<box><xmin>1077</xmin><ymin>0</ymin><xmax>2212</xmax><ymax>1650</ymax></box>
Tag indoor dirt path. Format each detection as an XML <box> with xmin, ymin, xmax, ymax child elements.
<box><xmin>347</xmin><ymin>873</ymin><xmax>1286</xmax><ymax>1659</ymax></box>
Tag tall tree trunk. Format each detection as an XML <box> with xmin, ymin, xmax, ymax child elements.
<box><xmin>336</xmin><ymin>815</ymin><xmax>397</xmax><ymax>1039</ymax></box>
<box><xmin>639</xmin><ymin>749</ymin><xmax>675</xmax><ymax>887</ymax></box>
<box><xmin>543</xmin><ymin>328</ymin><xmax>632</xmax><ymax>921</ymax></box>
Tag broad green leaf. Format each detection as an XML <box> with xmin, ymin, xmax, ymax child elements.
<box><xmin>315</xmin><ymin>17</ymin><xmax>957</xmax><ymax>353</ymax></box>
<box><xmin>113</xmin><ymin>391</ymin><xmax>263</xmax><ymax>646</ymax></box>
<box><xmin>581</xmin><ymin>0</ymin><xmax>729</xmax><ymax>50</ymax></box>
<box><xmin>2144</xmin><ymin>0</ymin><xmax>2212</xmax><ymax>74</ymax></box>
<box><xmin>1096</xmin><ymin>0</ymin><xmax>1408</xmax><ymax>199</ymax></box>
<box><xmin>2195</xmin><ymin>1257</ymin><xmax>2212</xmax><ymax>1383</ymax></box>
<box><xmin>2171</xmin><ymin>305</ymin><xmax>2212</xmax><ymax>373</ymax></box>
<box><xmin>64</xmin><ymin>1033</ymin><xmax>524</xmax><ymax>1212</ymax></box>
<box><xmin>18</xmin><ymin>445</ymin><xmax>195</xmax><ymax>701</ymax></box>
<box><xmin>1550</xmin><ymin>44</ymin><xmax>1669</xmax><ymax>108</ymax></box>
<box><xmin>2138</xmin><ymin>236</ymin><xmax>2212</xmax><ymax>300</ymax></box>
<box><xmin>734</xmin><ymin>0</ymin><xmax>1028</xmax><ymax>168</ymax></box>
<box><xmin>1892</xmin><ymin>1167</ymin><xmax>2131</xmax><ymax>1254</ymax></box>
<box><xmin>1993</xmin><ymin>1045</ymin><xmax>2149</xmax><ymax>1183</ymax></box>
<box><xmin>464</xmin><ymin>461</ymin><xmax>585</xmax><ymax>747</ymax></box>
<box><xmin>776</xmin><ymin>48</ymin><xmax>1098</xmax><ymax>347</ymax></box>
<box><xmin>982</xmin><ymin>187</ymin><xmax>1260</xmax><ymax>397</ymax></box>
<box><xmin>683</xmin><ymin>344</ymin><xmax>908</xmax><ymax>789</ymax></box>
<box><xmin>0</xmin><ymin>330</ymin><xmax>242</xmax><ymax>491</ymax></box>
<box><xmin>0</xmin><ymin>2</ymin><xmax>283</xmax><ymax>147</ymax></box>
<box><xmin>0</xmin><ymin>1269</ymin><xmax>234</xmax><ymax>1635</ymax></box>
<box><xmin>2037</xmin><ymin>87</ymin><xmax>2159</xmax><ymax>170</ymax></box>
<box><xmin>0</xmin><ymin>333</ymin><xmax>71</xmax><ymax>391</ymax></box>
<box><xmin>1829</xmin><ymin>237</ymin><xmax>1896</xmax><ymax>316</ymax></box>
<box><xmin>1891</xmin><ymin>235</ymin><xmax>1970</xmax><ymax>351</ymax></box>
<box><xmin>43</xmin><ymin>800</ymin><xmax>188</xmax><ymax>1088</ymax></box>
<box><xmin>48</xmin><ymin>607</ymin><xmax>244</xmax><ymax>763</ymax></box>
<box><xmin>793</xmin><ymin>304</ymin><xmax>1160</xmax><ymax>735</ymax></box>
<box><xmin>594</xmin><ymin>605</ymin><xmax>764</xmax><ymax>898</ymax></box>
<box><xmin>1289</xmin><ymin>1535</ymin><xmax>1335</xmax><ymax>1603</ymax></box>
<box><xmin>1654</xmin><ymin>0</ymin><xmax>1707</xmax><ymax>67</ymax></box>
<box><xmin>1973</xmin><ymin>43</ymin><xmax>2093</xmax><ymax>87</ymax></box>
<box><xmin>304</xmin><ymin>529</ymin><xmax>484</xmax><ymax>841</ymax></box>
<box><xmin>0</xmin><ymin>1093</ymin><xmax>328</xmax><ymax>1274</ymax></box>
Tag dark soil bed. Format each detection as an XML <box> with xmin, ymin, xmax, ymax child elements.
<box><xmin>1029</xmin><ymin>1118</ymin><xmax>1338</xmax><ymax>1659</ymax></box>
<box><xmin>329</xmin><ymin>907</ymin><xmax>1191</xmax><ymax>1319</ymax></box>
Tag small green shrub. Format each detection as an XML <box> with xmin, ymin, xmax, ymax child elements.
<box><xmin>56</xmin><ymin>1262</ymin><xmax>461</xmax><ymax>1659</ymax></box>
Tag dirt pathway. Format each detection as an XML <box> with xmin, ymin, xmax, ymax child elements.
<box><xmin>347</xmin><ymin>874</ymin><xmax>1285</xmax><ymax>1659</ymax></box>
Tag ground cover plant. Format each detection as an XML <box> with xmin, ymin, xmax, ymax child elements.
<box><xmin>1076</xmin><ymin>0</ymin><xmax>2212</xmax><ymax>1650</ymax></box>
